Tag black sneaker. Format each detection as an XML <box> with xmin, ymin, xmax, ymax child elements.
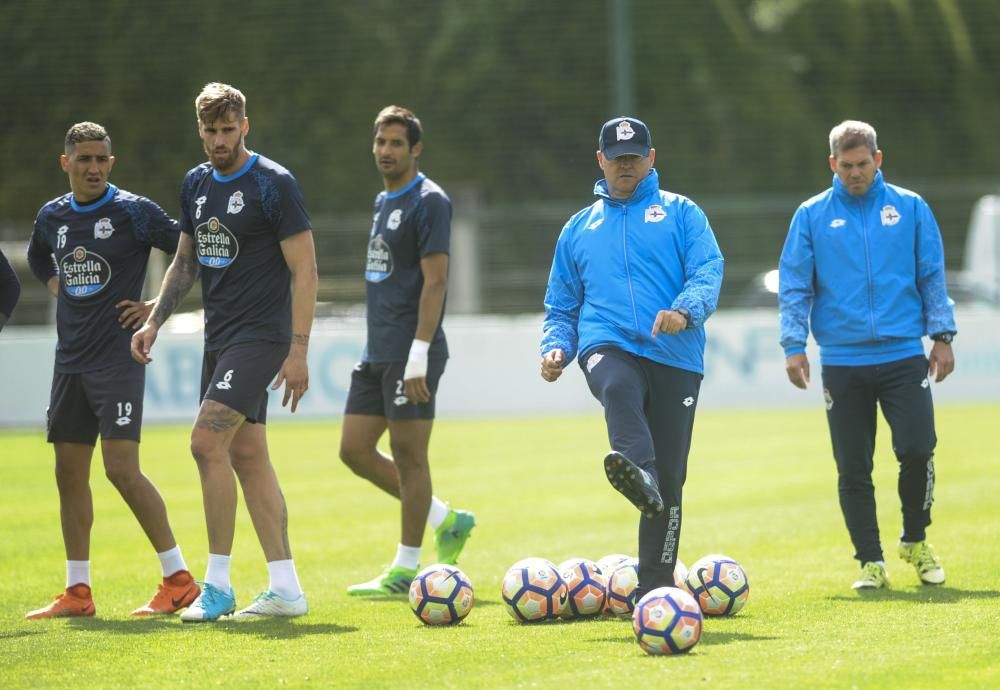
<box><xmin>603</xmin><ymin>451</ymin><xmax>664</xmax><ymax>518</ymax></box>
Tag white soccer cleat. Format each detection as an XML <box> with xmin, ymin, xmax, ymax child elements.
<box><xmin>232</xmin><ymin>590</ymin><xmax>308</xmax><ymax>618</ymax></box>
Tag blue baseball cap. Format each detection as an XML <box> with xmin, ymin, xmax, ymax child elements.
<box><xmin>599</xmin><ymin>117</ymin><xmax>652</xmax><ymax>159</ymax></box>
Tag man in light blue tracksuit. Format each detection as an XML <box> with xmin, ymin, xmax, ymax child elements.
<box><xmin>779</xmin><ymin>120</ymin><xmax>956</xmax><ymax>591</ymax></box>
<box><xmin>541</xmin><ymin>117</ymin><xmax>724</xmax><ymax>600</ymax></box>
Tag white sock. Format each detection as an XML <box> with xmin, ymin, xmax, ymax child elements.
<box><xmin>427</xmin><ymin>497</ymin><xmax>450</xmax><ymax>531</ymax></box>
<box><xmin>67</xmin><ymin>560</ymin><xmax>90</xmax><ymax>588</ymax></box>
<box><xmin>205</xmin><ymin>553</ymin><xmax>232</xmax><ymax>591</ymax></box>
<box><xmin>266</xmin><ymin>559</ymin><xmax>303</xmax><ymax>599</ymax></box>
<box><xmin>392</xmin><ymin>544</ymin><xmax>421</xmax><ymax>571</ymax></box>
<box><xmin>156</xmin><ymin>546</ymin><xmax>187</xmax><ymax>578</ymax></box>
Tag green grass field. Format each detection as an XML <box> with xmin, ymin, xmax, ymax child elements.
<box><xmin>1</xmin><ymin>404</ymin><xmax>998</xmax><ymax>689</ymax></box>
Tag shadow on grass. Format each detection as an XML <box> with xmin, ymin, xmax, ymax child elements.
<box><xmin>0</xmin><ymin>629</ymin><xmax>45</xmax><ymax>641</ymax></box>
<box><xmin>828</xmin><ymin>586</ymin><xmax>1000</xmax><ymax>604</ymax></box>
<box><xmin>353</xmin><ymin>595</ymin><xmax>502</xmax><ymax>608</ymax></box>
<box><xmin>588</xmin><ymin>629</ymin><xmax>775</xmax><ymax>646</ymax></box>
<box><xmin>65</xmin><ymin>617</ymin><xmax>357</xmax><ymax>639</ymax></box>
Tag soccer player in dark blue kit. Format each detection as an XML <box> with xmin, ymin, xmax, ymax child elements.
<box><xmin>541</xmin><ymin>117</ymin><xmax>724</xmax><ymax>602</ymax></box>
<box><xmin>340</xmin><ymin>106</ymin><xmax>475</xmax><ymax>595</ymax></box>
<box><xmin>132</xmin><ymin>83</ymin><xmax>318</xmax><ymax>620</ymax></box>
<box><xmin>0</xmin><ymin>248</ymin><xmax>20</xmax><ymax>331</ymax></box>
<box><xmin>25</xmin><ymin>122</ymin><xmax>200</xmax><ymax>619</ymax></box>
<box><xmin>779</xmin><ymin>120</ymin><xmax>954</xmax><ymax>590</ymax></box>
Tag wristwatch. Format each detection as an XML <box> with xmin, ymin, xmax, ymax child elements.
<box><xmin>930</xmin><ymin>332</ymin><xmax>955</xmax><ymax>345</ymax></box>
<box><xmin>676</xmin><ymin>308</ymin><xmax>691</xmax><ymax>328</ymax></box>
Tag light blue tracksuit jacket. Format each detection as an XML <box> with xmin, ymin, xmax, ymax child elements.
<box><xmin>779</xmin><ymin>169</ymin><xmax>956</xmax><ymax>366</ymax></box>
<box><xmin>541</xmin><ymin>169</ymin><xmax>724</xmax><ymax>375</ymax></box>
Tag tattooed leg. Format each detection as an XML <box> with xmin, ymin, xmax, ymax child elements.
<box><xmin>190</xmin><ymin>400</ymin><xmax>245</xmax><ymax>555</ymax></box>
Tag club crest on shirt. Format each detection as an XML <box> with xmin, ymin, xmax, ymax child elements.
<box><xmin>644</xmin><ymin>204</ymin><xmax>666</xmax><ymax>223</ymax></box>
<box><xmin>387</xmin><ymin>209</ymin><xmax>403</xmax><ymax>231</ymax></box>
<box><xmin>880</xmin><ymin>205</ymin><xmax>901</xmax><ymax>226</ymax></box>
<box><xmin>59</xmin><ymin>246</ymin><xmax>112</xmax><ymax>298</ymax></box>
<box><xmin>195</xmin><ymin>195</ymin><xmax>207</xmax><ymax>220</ymax></box>
<box><xmin>227</xmin><ymin>191</ymin><xmax>245</xmax><ymax>215</ymax></box>
<box><xmin>93</xmin><ymin>217</ymin><xmax>114</xmax><ymax>240</ymax></box>
<box><xmin>616</xmin><ymin>121</ymin><xmax>635</xmax><ymax>141</ymax></box>
<box><xmin>365</xmin><ymin>234</ymin><xmax>394</xmax><ymax>283</ymax></box>
<box><xmin>195</xmin><ymin>216</ymin><xmax>240</xmax><ymax>268</ymax></box>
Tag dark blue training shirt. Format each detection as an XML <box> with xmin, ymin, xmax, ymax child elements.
<box><xmin>179</xmin><ymin>153</ymin><xmax>311</xmax><ymax>351</ymax></box>
<box><xmin>363</xmin><ymin>173</ymin><xmax>450</xmax><ymax>363</ymax></box>
<box><xmin>27</xmin><ymin>184</ymin><xmax>179</xmax><ymax>373</ymax></box>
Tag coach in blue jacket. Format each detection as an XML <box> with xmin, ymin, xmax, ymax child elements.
<box><xmin>541</xmin><ymin>116</ymin><xmax>724</xmax><ymax>599</ymax></box>
<box><xmin>779</xmin><ymin>120</ymin><xmax>956</xmax><ymax>591</ymax></box>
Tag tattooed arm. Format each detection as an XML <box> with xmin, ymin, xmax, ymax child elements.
<box><xmin>131</xmin><ymin>233</ymin><xmax>199</xmax><ymax>364</ymax></box>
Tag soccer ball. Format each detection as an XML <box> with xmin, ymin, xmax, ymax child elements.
<box><xmin>408</xmin><ymin>564</ymin><xmax>474</xmax><ymax>625</ymax></box>
<box><xmin>557</xmin><ymin>558</ymin><xmax>608</xmax><ymax>619</ymax></box>
<box><xmin>632</xmin><ymin>586</ymin><xmax>703</xmax><ymax>655</ymax></box>
<box><xmin>501</xmin><ymin>558</ymin><xmax>568</xmax><ymax>622</ymax></box>
<box><xmin>605</xmin><ymin>558</ymin><xmax>639</xmax><ymax>616</ymax></box>
<box><xmin>596</xmin><ymin>553</ymin><xmax>632</xmax><ymax>574</ymax></box>
<box><xmin>674</xmin><ymin>558</ymin><xmax>688</xmax><ymax>588</ymax></box>
<box><xmin>683</xmin><ymin>554</ymin><xmax>750</xmax><ymax>616</ymax></box>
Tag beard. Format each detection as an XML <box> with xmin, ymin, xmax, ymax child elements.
<box><xmin>204</xmin><ymin>134</ymin><xmax>245</xmax><ymax>172</ymax></box>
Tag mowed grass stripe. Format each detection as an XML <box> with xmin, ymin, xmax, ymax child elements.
<box><xmin>1</xmin><ymin>404</ymin><xmax>997</xmax><ymax>689</ymax></box>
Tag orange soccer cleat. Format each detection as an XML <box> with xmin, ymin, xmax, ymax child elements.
<box><xmin>131</xmin><ymin>570</ymin><xmax>201</xmax><ymax>617</ymax></box>
<box><xmin>25</xmin><ymin>583</ymin><xmax>96</xmax><ymax>620</ymax></box>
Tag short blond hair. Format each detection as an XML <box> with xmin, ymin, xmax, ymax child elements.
<box><xmin>195</xmin><ymin>82</ymin><xmax>246</xmax><ymax>125</ymax></box>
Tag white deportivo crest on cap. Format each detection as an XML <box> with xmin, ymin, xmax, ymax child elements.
<box><xmin>599</xmin><ymin>117</ymin><xmax>651</xmax><ymax>159</ymax></box>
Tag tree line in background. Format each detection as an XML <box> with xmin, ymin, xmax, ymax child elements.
<box><xmin>2</xmin><ymin>0</ymin><xmax>997</xmax><ymax>229</ymax></box>
<box><xmin>2</xmin><ymin>0</ymin><xmax>998</xmax><ymax>317</ymax></box>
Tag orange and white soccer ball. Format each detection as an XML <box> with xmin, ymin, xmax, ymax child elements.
<box><xmin>605</xmin><ymin>558</ymin><xmax>639</xmax><ymax>616</ymax></box>
<box><xmin>501</xmin><ymin>558</ymin><xmax>568</xmax><ymax>622</ymax></box>
<box><xmin>408</xmin><ymin>564</ymin><xmax>474</xmax><ymax>625</ymax></box>
<box><xmin>683</xmin><ymin>554</ymin><xmax>749</xmax><ymax>616</ymax></box>
<box><xmin>557</xmin><ymin>558</ymin><xmax>608</xmax><ymax>619</ymax></box>
<box><xmin>632</xmin><ymin>586</ymin><xmax>703</xmax><ymax>655</ymax></box>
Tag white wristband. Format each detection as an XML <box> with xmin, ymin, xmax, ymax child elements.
<box><xmin>404</xmin><ymin>339</ymin><xmax>431</xmax><ymax>380</ymax></box>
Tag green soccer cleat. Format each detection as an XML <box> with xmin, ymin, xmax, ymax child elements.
<box><xmin>434</xmin><ymin>508</ymin><xmax>477</xmax><ymax>565</ymax></box>
<box><xmin>898</xmin><ymin>540</ymin><xmax>945</xmax><ymax>585</ymax></box>
<box><xmin>851</xmin><ymin>561</ymin><xmax>889</xmax><ymax>590</ymax></box>
<box><xmin>347</xmin><ymin>566</ymin><xmax>416</xmax><ymax>596</ymax></box>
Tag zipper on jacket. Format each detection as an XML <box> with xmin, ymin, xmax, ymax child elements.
<box><xmin>621</xmin><ymin>205</ymin><xmax>640</xmax><ymax>333</ymax></box>
<box><xmin>857</xmin><ymin>197</ymin><xmax>878</xmax><ymax>341</ymax></box>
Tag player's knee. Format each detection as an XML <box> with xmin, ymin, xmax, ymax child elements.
<box><xmin>103</xmin><ymin>462</ymin><xmax>139</xmax><ymax>492</ymax></box>
<box><xmin>599</xmin><ymin>377</ymin><xmax>638</xmax><ymax>406</ymax></box>
<box><xmin>388</xmin><ymin>441</ymin><xmax>427</xmax><ymax>472</ymax></box>
<box><xmin>189</xmin><ymin>432</ymin><xmax>225</xmax><ymax>466</ymax></box>
<box><xmin>228</xmin><ymin>438</ymin><xmax>258</xmax><ymax>468</ymax></box>
<box><xmin>54</xmin><ymin>461</ymin><xmax>88</xmax><ymax>489</ymax></box>
<box><xmin>895</xmin><ymin>443</ymin><xmax>935</xmax><ymax>466</ymax></box>
<box><xmin>339</xmin><ymin>444</ymin><xmax>369</xmax><ymax>475</ymax></box>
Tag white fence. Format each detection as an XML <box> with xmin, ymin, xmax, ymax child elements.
<box><xmin>2</xmin><ymin>308</ymin><xmax>998</xmax><ymax>428</ymax></box>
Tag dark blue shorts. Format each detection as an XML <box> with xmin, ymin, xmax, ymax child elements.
<box><xmin>200</xmin><ymin>341</ymin><xmax>289</xmax><ymax>424</ymax></box>
<box><xmin>344</xmin><ymin>359</ymin><xmax>446</xmax><ymax>420</ymax></box>
<box><xmin>47</xmin><ymin>361</ymin><xmax>145</xmax><ymax>444</ymax></box>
